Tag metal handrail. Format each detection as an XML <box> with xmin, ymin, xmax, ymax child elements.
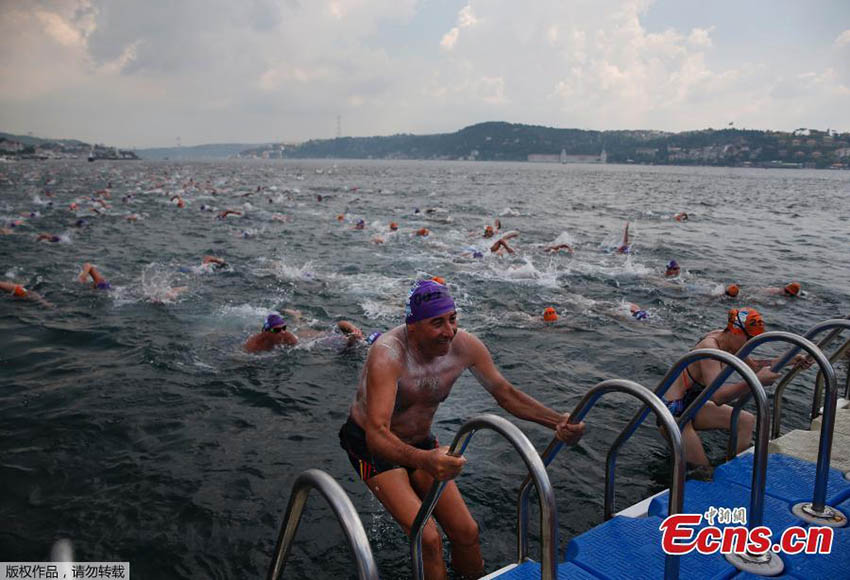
<box><xmin>604</xmin><ymin>350</ymin><xmax>768</xmax><ymax>530</ymax></box>
<box><xmin>410</xmin><ymin>414</ymin><xmax>557</xmax><ymax>580</ymax></box>
<box><xmin>766</xmin><ymin>319</ymin><xmax>850</xmax><ymax>437</ymax></box>
<box><xmin>267</xmin><ymin>469</ymin><xmax>379</xmax><ymax>580</ymax></box>
<box><xmin>517</xmin><ymin>379</ymin><xmax>685</xmax><ymax>580</ymax></box>
<box><xmin>723</xmin><ymin>331</ymin><xmax>836</xmax><ymax>515</ymax></box>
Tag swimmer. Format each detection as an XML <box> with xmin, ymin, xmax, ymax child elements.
<box><xmin>77</xmin><ymin>263</ymin><xmax>111</xmax><ymax>290</ymax></box>
<box><xmin>665</xmin><ymin>260</ymin><xmax>681</xmax><ymax>277</ymax></box>
<box><xmin>353</xmin><ymin>219</ymin><xmax>366</xmax><ymax>230</ymax></box>
<box><xmin>725</xmin><ymin>284</ymin><xmax>740</xmax><ymax>298</ymax></box>
<box><xmin>616</xmin><ymin>222</ymin><xmax>631</xmax><ymax>254</ymax></box>
<box><xmin>762</xmin><ymin>282</ymin><xmax>802</xmax><ymax>298</ymax></box>
<box><xmin>201</xmin><ymin>255</ymin><xmax>227</xmax><ymax>270</ymax></box>
<box><xmin>490</xmin><ymin>231</ymin><xmax>519</xmax><ymax>255</ymax></box>
<box><xmin>372</xmin><ymin>236</ymin><xmax>385</xmax><ymax>245</ymax></box>
<box><xmin>217</xmin><ymin>209</ymin><xmax>242</xmax><ymax>219</ymax></box>
<box><xmin>170</xmin><ymin>195</ymin><xmax>185</xmax><ymax>208</ymax></box>
<box><xmin>36</xmin><ymin>233</ymin><xmax>61</xmax><ymax>243</ymax></box>
<box><xmin>0</xmin><ymin>281</ymin><xmax>52</xmax><ymax>307</ymax></box>
<box><xmin>416</xmin><ymin>227</ymin><xmax>430</xmax><ymax>237</ymax></box>
<box><xmin>661</xmin><ymin>308</ymin><xmax>811</xmax><ymax>467</ymax></box>
<box><xmin>337</xmin><ymin>214</ymin><xmax>345</xmax><ymax>222</ymax></box>
<box><xmin>0</xmin><ymin>227</ymin><xmax>13</xmax><ymax>235</ymax></box>
<box><xmin>337</xmin><ymin>279</ymin><xmax>584</xmax><ymax>579</ymax></box>
<box><xmin>389</xmin><ymin>222</ymin><xmax>399</xmax><ymax>231</ymax></box>
<box><xmin>483</xmin><ymin>225</ymin><xmax>495</xmax><ymax>238</ymax></box>
<box><xmin>674</xmin><ymin>212</ymin><xmax>689</xmax><ymax>222</ymax></box>
<box><xmin>543</xmin><ymin>307</ymin><xmax>558</xmax><ymax>322</ymax></box>
<box><xmin>544</xmin><ymin>243</ymin><xmax>574</xmax><ymax>254</ymax></box>
<box><xmin>629</xmin><ymin>303</ymin><xmax>649</xmax><ymax>320</ymax></box>
<box><xmin>243</xmin><ymin>313</ymin><xmax>298</xmax><ymax>352</ymax></box>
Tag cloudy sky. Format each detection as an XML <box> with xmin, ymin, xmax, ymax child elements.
<box><xmin>1</xmin><ymin>0</ymin><xmax>848</xmax><ymax>147</ymax></box>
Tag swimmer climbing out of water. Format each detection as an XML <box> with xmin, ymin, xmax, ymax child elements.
<box><xmin>78</xmin><ymin>263</ymin><xmax>111</xmax><ymax>290</ymax></box>
<box><xmin>660</xmin><ymin>308</ymin><xmax>812</xmax><ymax>467</ymax></box>
<box><xmin>338</xmin><ymin>279</ymin><xmax>585</xmax><ymax>579</ymax></box>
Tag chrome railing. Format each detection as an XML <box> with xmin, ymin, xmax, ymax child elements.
<box><xmin>725</xmin><ymin>331</ymin><xmax>837</xmax><ymax>522</ymax></box>
<box><xmin>410</xmin><ymin>414</ymin><xmax>558</xmax><ymax>580</ymax></box>
<box><xmin>517</xmin><ymin>379</ymin><xmax>685</xmax><ymax>580</ymax></box>
<box><xmin>767</xmin><ymin>319</ymin><xmax>850</xmax><ymax>438</ymax></box>
<box><xmin>604</xmin><ymin>350</ymin><xmax>768</xmax><ymax>527</ymax></box>
<box><xmin>267</xmin><ymin>469</ymin><xmax>379</xmax><ymax>580</ymax></box>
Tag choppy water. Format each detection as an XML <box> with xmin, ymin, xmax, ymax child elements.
<box><xmin>1</xmin><ymin>159</ymin><xmax>848</xmax><ymax>578</ymax></box>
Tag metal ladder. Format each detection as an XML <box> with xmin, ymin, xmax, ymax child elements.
<box><xmin>409</xmin><ymin>414</ymin><xmax>558</xmax><ymax>580</ymax></box>
<box><xmin>267</xmin><ymin>468</ymin><xmax>379</xmax><ymax>580</ymax></box>
<box><xmin>517</xmin><ymin>378</ymin><xmax>687</xmax><ymax>580</ymax></box>
<box><xmin>725</xmin><ymin>328</ymin><xmax>844</xmax><ymax>528</ymax></box>
<box><xmin>604</xmin><ymin>348</ymin><xmax>776</xmax><ymax>576</ymax></box>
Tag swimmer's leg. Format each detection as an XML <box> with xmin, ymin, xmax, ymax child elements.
<box><xmin>366</xmin><ymin>469</ymin><xmax>449</xmax><ymax>580</ymax></box>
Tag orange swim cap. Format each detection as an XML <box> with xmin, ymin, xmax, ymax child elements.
<box><xmin>417</xmin><ymin>228</ymin><xmax>429</xmax><ymax>236</ymax></box>
<box><xmin>390</xmin><ymin>222</ymin><xmax>398</xmax><ymax>231</ymax></box>
<box><xmin>725</xmin><ymin>284</ymin><xmax>740</xmax><ymax>297</ymax></box>
<box><xmin>784</xmin><ymin>282</ymin><xmax>801</xmax><ymax>297</ymax></box>
<box><xmin>337</xmin><ymin>214</ymin><xmax>344</xmax><ymax>222</ymax></box>
<box><xmin>431</xmin><ymin>276</ymin><xmax>446</xmax><ymax>285</ymax></box>
<box><xmin>12</xmin><ymin>284</ymin><xmax>27</xmax><ymax>297</ymax></box>
<box><xmin>727</xmin><ymin>308</ymin><xmax>765</xmax><ymax>337</ymax></box>
<box><xmin>543</xmin><ymin>307</ymin><xmax>558</xmax><ymax>322</ymax></box>
<box><xmin>484</xmin><ymin>225</ymin><xmax>494</xmax><ymax>236</ymax></box>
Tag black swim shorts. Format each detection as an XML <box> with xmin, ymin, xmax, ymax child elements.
<box><xmin>338</xmin><ymin>416</ymin><xmax>437</xmax><ymax>481</ymax></box>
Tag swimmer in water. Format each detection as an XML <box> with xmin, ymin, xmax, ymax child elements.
<box><xmin>665</xmin><ymin>260</ymin><xmax>681</xmax><ymax>277</ymax></box>
<box><xmin>202</xmin><ymin>255</ymin><xmax>227</xmax><ymax>269</ymax></box>
<box><xmin>490</xmin><ymin>231</ymin><xmax>519</xmax><ymax>255</ymax></box>
<box><xmin>337</xmin><ymin>279</ymin><xmax>584</xmax><ymax>579</ymax></box>
<box><xmin>77</xmin><ymin>263</ymin><xmax>112</xmax><ymax>290</ymax></box>
<box><xmin>725</xmin><ymin>284</ymin><xmax>740</xmax><ymax>298</ymax></box>
<box><xmin>764</xmin><ymin>282</ymin><xmax>802</xmax><ymax>298</ymax></box>
<box><xmin>628</xmin><ymin>303</ymin><xmax>649</xmax><ymax>320</ymax></box>
<box><xmin>389</xmin><ymin>222</ymin><xmax>399</xmax><ymax>231</ymax></box>
<box><xmin>353</xmin><ymin>219</ymin><xmax>366</xmax><ymax>230</ymax></box>
<box><xmin>36</xmin><ymin>233</ymin><xmax>62</xmax><ymax>243</ymax></box>
<box><xmin>0</xmin><ymin>280</ymin><xmax>52</xmax><ymax>307</ymax></box>
<box><xmin>170</xmin><ymin>195</ymin><xmax>185</xmax><ymax>208</ymax></box>
<box><xmin>217</xmin><ymin>209</ymin><xmax>242</xmax><ymax>219</ymax></box>
<box><xmin>243</xmin><ymin>313</ymin><xmax>298</xmax><ymax>352</ymax></box>
<box><xmin>674</xmin><ymin>212</ymin><xmax>689</xmax><ymax>222</ymax></box>
<box><xmin>416</xmin><ymin>227</ymin><xmax>430</xmax><ymax>237</ymax></box>
<box><xmin>544</xmin><ymin>243</ymin><xmax>574</xmax><ymax>254</ymax></box>
<box><xmin>616</xmin><ymin>222</ymin><xmax>631</xmax><ymax>254</ymax></box>
<box><xmin>543</xmin><ymin>307</ymin><xmax>558</xmax><ymax>322</ymax></box>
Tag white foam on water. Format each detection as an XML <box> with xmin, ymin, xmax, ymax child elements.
<box><xmin>550</xmin><ymin>230</ymin><xmax>577</xmax><ymax>246</ymax></box>
<box><xmin>140</xmin><ymin>264</ymin><xmax>189</xmax><ymax>304</ymax></box>
<box><xmin>499</xmin><ymin>207</ymin><xmax>521</xmax><ymax>216</ymax></box>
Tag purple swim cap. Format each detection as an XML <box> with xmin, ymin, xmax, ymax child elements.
<box><xmin>263</xmin><ymin>313</ymin><xmax>286</xmax><ymax>331</ymax></box>
<box><xmin>365</xmin><ymin>331</ymin><xmax>382</xmax><ymax>345</ymax></box>
<box><xmin>405</xmin><ymin>280</ymin><xmax>456</xmax><ymax>324</ymax></box>
<box><xmin>667</xmin><ymin>260</ymin><xmax>679</xmax><ymax>270</ymax></box>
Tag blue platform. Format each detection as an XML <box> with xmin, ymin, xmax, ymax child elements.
<box><xmin>494</xmin><ymin>561</ymin><xmax>599</xmax><ymax>579</ymax></box>
<box><xmin>713</xmin><ymin>453</ymin><xmax>850</xmax><ymax>506</ymax></box>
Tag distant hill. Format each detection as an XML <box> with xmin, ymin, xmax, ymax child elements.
<box><xmin>136</xmin><ymin>143</ymin><xmax>269</xmax><ymax>160</ymax></box>
<box><xmin>252</xmin><ymin>122</ymin><xmax>849</xmax><ymax>169</ymax></box>
<box><xmin>0</xmin><ymin>131</ymin><xmax>88</xmax><ymax>148</ymax></box>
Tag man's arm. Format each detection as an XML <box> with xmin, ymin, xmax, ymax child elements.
<box><xmin>465</xmin><ymin>333</ymin><xmax>584</xmax><ymax>444</ymax></box>
<box><xmin>363</xmin><ymin>345</ymin><xmax>465</xmax><ymax>480</ymax></box>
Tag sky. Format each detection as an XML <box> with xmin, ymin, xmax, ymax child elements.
<box><xmin>0</xmin><ymin>0</ymin><xmax>848</xmax><ymax>148</ymax></box>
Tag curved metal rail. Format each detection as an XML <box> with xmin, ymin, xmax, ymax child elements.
<box><xmin>410</xmin><ymin>414</ymin><xmax>557</xmax><ymax>580</ymax></box>
<box><xmin>724</xmin><ymin>331</ymin><xmax>837</xmax><ymax>519</ymax></box>
<box><xmin>766</xmin><ymin>319</ymin><xmax>850</xmax><ymax>438</ymax></box>
<box><xmin>604</xmin><ymin>350</ymin><xmax>768</xmax><ymax>526</ymax></box>
<box><xmin>516</xmin><ymin>379</ymin><xmax>685</xmax><ymax>580</ymax></box>
<box><xmin>267</xmin><ymin>469</ymin><xmax>379</xmax><ymax>580</ymax></box>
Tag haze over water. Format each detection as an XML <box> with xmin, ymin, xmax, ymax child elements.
<box><xmin>1</xmin><ymin>159</ymin><xmax>848</xmax><ymax>578</ymax></box>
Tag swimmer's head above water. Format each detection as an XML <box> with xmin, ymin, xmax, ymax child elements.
<box><xmin>262</xmin><ymin>313</ymin><xmax>287</xmax><ymax>332</ymax></box>
<box><xmin>725</xmin><ymin>284</ymin><xmax>740</xmax><ymax>297</ymax></box>
<box><xmin>784</xmin><ymin>282</ymin><xmax>801</xmax><ymax>297</ymax></box>
<box><xmin>543</xmin><ymin>307</ymin><xmax>558</xmax><ymax>322</ymax></box>
<box><xmin>405</xmin><ymin>279</ymin><xmax>456</xmax><ymax>324</ymax></box>
<box><xmin>727</xmin><ymin>308</ymin><xmax>765</xmax><ymax>338</ymax></box>
<box><xmin>665</xmin><ymin>260</ymin><xmax>680</xmax><ymax>277</ymax></box>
